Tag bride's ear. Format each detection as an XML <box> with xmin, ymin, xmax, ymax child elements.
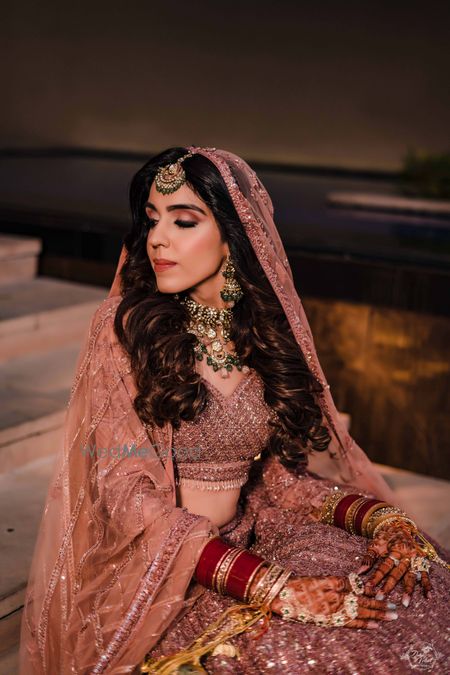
<box><xmin>222</xmin><ymin>244</ymin><xmax>230</xmax><ymax>259</ymax></box>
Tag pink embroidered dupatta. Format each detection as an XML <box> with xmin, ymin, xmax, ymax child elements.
<box><xmin>18</xmin><ymin>293</ymin><xmax>218</xmax><ymax>674</ymax></box>
<box><xmin>19</xmin><ymin>147</ymin><xmax>401</xmax><ymax>674</ymax></box>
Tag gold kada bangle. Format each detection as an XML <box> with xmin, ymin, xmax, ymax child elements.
<box><xmin>215</xmin><ymin>547</ymin><xmax>245</xmax><ymax>595</ymax></box>
<box><xmin>260</xmin><ymin>568</ymin><xmax>293</xmax><ymax>609</ymax></box>
<box><xmin>365</xmin><ymin>507</ymin><xmax>407</xmax><ymax>537</ymax></box>
<box><xmin>249</xmin><ymin>564</ymin><xmax>285</xmax><ymax>605</ymax></box>
<box><xmin>360</xmin><ymin>502</ymin><xmax>391</xmax><ymax>537</ymax></box>
<box><xmin>243</xmin><ymin>561</ymin><xmax>267</xmax><ymax>603</ymax></box>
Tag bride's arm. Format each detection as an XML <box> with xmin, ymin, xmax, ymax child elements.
<box><xmin>258</xmin><ymin>453</ymin><xmax>431</xmax><ymax>557</ymax></box>
<box><xmin>188</xmin><ymin>525</ymin><xmax>395</xmax><ymax>634</ymax></box>
<box><xmin>257</xmin><ymin>452</ymin><xmax>376</xmax><ymax>525</ymax></box>
<box><xmin>256</xmin><ymin>451</ymin><xmax>416</xmax><ymax>536</ymax></box>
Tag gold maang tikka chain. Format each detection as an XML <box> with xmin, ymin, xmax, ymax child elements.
<box><xmin>174</xmin><ymin>256</ymin><xmax>247</xmax><ymax>378</ymax></box>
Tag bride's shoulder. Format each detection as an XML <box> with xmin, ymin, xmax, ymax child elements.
<box><xmin>89</xmin><ymin>295</ymin><xmax>122</xmax><ymax>339</ymax></box>
<box><xmin>87</xmin><ymin>296</ymin><xmax>131</xmax><ymax>371</ymax></box>
<box><xmin>92</xmin><ymin>295</ymin><xmax>121</xmax><ymax>323</ymax></box>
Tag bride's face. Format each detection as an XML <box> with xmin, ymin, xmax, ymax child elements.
<box><xmin>145</xmin><ymin>180</ymin><xmax>230</xmax><ymax>307</ymax></box>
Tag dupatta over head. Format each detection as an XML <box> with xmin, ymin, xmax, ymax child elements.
<box><xmin>19</xmin><ymin>146</ymin><xmax>401</xmax><ymax>674</ymax></box>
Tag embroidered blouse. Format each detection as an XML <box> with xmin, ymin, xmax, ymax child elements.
<box><xmin>172</xmin><ymin>368</ymin><xmax>276</xmax><ymax>490</ymax></box>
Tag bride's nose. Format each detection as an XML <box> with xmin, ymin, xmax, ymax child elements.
<box><xmin>147</xmin><ymin>222</ymin><xmax>170</xmax><ymax>250</ymax></box>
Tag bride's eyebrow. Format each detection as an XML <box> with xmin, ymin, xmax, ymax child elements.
<box><xmin>144</xmin><ymin>201</ymin><xmax>207</xmax><ymax>215</ymax></box>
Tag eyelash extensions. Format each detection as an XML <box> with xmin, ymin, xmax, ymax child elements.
<box><xmin>146</xmin><ymin>218</ymin><xmax>197</xmax><ymax>229</ymax></box>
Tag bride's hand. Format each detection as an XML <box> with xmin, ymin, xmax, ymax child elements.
<box><xmin>269</xmin><ymin>575</ymin><xmax>398</xmax><ymax>629</ymax></box>
<box><xmin>356</xmin><ymin>519</ymin><xmax>432</xmax><ymax>607</ymax></box>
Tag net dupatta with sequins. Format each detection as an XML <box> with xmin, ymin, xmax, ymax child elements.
<box><xmin>18</xmin><ymin>295</ymin><xmax>220</xmax><ymax>674</ymax></box>
<box><xmin>179</xmin><ymin>147</ymin><xmax>398</xmax><ymax>504</ymax></box>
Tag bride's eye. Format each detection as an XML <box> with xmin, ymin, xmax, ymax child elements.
<box><xmin>175</xmin><ymin>220</ymin><xmax>197</xmax><ymax>228</ymax></box>
<box><xmin>145</xmin><ymin>217</ymin><xmax>197</xmax><ymax>229</ymax></box>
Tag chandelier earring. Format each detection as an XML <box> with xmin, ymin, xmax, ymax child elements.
<box><xmin>220</xmin><ymin>254</ymin><xmax>243</xmax><ymax>306</ymax></box>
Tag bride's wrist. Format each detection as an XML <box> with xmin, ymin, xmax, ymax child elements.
<box><xmin>371</xmin><ymin>515</ymin><xmax>418</xmax><ymax>540</ymax></box>
<box><xmin>194</xmin><ymin>537</ymin><xmax>270</xmax><ymax>602</ymax></box>
<box><xmin>319</xmin><ymin>490</ymin><xmax>417</xmax><ymax>539</ymax></box>
<box><xmin>194</xmin><ymin>537</ymin><xmax>292</xmax><ymax>606</ymax></box>
<box><xmin>247</xmin><ymin>564</ymin><xmax>270</xmax><ymax>598</ymax></box>
<box><xmin>267</xmin><ymin>577</ymin><xmax>292</xmax><ymax>614</ymax></box>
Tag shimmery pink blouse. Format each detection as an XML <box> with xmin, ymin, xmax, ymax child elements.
<box><xmin>172</xmin><ymin>368</ymin><xmax>277</xmax><ymax>490</ymax></box>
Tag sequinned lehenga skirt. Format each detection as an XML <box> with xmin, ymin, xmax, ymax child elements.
<box><xmin>143</xmin><ymin>469</ymin><xmax>450</xmax><ymax>675</ymax></box>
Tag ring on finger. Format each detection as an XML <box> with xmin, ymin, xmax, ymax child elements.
<box><xmin>365</xmin><ymin>548</ymin><xmax>377</xmax><ymax>558</ymax></box>
<box><xmin>388</xmin><ymin>554</ymin><xmax>400</xmax><ymax>567</ymax></box>
<box><xmin>410</xmin><ymin>556</ymin><xmax>431</xmax><ymax>574</ymax></box>
<box><xmin>347</xmin><ymin>572</ymin><xmax>364</xmax><ymax>595</ymax></box>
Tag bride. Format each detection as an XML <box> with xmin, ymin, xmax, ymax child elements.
<box><xmin>19</xmin><ymin>146</ymin><xmax>450</xmax><ymax>674</ymax></box>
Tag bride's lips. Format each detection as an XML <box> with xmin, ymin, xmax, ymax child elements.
<box><xmin>154</xmin><ymin>261</ymin><xmax>177</xmax><ymax>272</ymax></box>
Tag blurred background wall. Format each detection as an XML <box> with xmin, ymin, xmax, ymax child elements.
<box><xmin>1</xmin><ymin>0</ymin><xmax>449</xmax><ymax>170</ymax></box>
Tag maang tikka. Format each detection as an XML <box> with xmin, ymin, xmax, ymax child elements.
<box><xmin>154</xmin><ymin>150</ymin><xmax>194</xmax><ymax>194</ymax></box>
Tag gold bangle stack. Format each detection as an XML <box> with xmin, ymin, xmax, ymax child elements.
<box><xmin>249</xmin><ymin>563</ymin><xmax>285</xmax><ymax>605</ymax></box>
<box><xmin>214</xmin><ymin>547</ymin><xmax>246</xmax><ymax>595</ymax></box>
<box><xmin>243</xmin><ymin>561</ymin><xmax>267</xmax><ymax>603</ymax></box>
<box><xmin>360</xmin><ymin>502</ymin><xmax>391</xmax><ymax>537</ymax></box>
<box><xmin>210</xmin><ymin>547</ymin><xmax>235</xmax><ymax>593</ymax></box>
<box><xmin>319</xmin><ymin>490</ymin><xmax>419</xmax><ymax>542</ymax></box>
<box><xmin>365</xmin><ymin>506</ymin><xmax>413</xmax><ymax>538</ymax></box>
<box><xmin>345</xmin><ymin>497</ymin><xmax>367</xmax><ymax>535</ymax></box>
<box><xmin>320</xmin><ymin>490</ymin><xmax>345</xmax><ymax>526</ymax></box>
<box><xmin>371</xmin><ymin>515</ymin><xmax>417</xmax><ymax>540</ymax></box>
<box><xmin>261</xmin><ymin>568</ymin><xmax>293</xmax><ymax>608</ymax></box>
<box><xmin>301</xmin><ymin>488</ymin><xmax>449</xmax><ymax>582</ymax></box>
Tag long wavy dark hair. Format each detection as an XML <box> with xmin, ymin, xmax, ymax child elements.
<box><xmin>113</xmin><ymin>146</ymin><xmax>331</xmax><ymax>473</ymax></box>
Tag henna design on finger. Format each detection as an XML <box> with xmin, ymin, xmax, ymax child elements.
<box><xmin>402</xmin><ymin>570</ymin><xmax>417</xmax><ymax>607</ymax></box>
<box><xmin>364</xmin><ymin>556</ymin><xmax>397</xmax><ymax>596</ymax></box>
<box><xmin>360</xmin><ymin>549</ymin><xmax>377</xmax><ymax>570</ymax></box>
<box><xmin>345</xmin><ymin>619</ymin><xmax>378</xmax><ymax>630</ymax></box>
<box><xmin>378</xmin><ymin>557</ymin><xmax>410</xmax><ymax>596</ymax></box>
<box><xmin>358</xmin><ymin>596</ymin><xmax>394</xmax><ymax>611</ymax></box>
<box><xmin>421</xmin><ymin>571</ymin><xmax>432</xmax><ymax>597</ymax></box>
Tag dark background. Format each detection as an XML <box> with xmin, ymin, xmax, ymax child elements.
<box><xmin>2</xmin><ymin>1</ymin><xmax>449</xmax><ymax>170</ymax></box>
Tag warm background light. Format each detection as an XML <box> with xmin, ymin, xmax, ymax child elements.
<box><xmin>1</xmin><ymin>1</ymin><xmax>449</xmax><ymax>171</ymax></box>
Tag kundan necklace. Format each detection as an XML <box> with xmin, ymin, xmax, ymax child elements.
<box><xmin>174</xmin><ymin>293</ymin><xmax>249</xmax><ymax>378</ymax></box>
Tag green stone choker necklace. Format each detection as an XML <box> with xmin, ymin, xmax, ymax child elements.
<box><xmin>174</xmin><ymin>293</ymin><xmax>249</xmax><ymax>378</ymax></box>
